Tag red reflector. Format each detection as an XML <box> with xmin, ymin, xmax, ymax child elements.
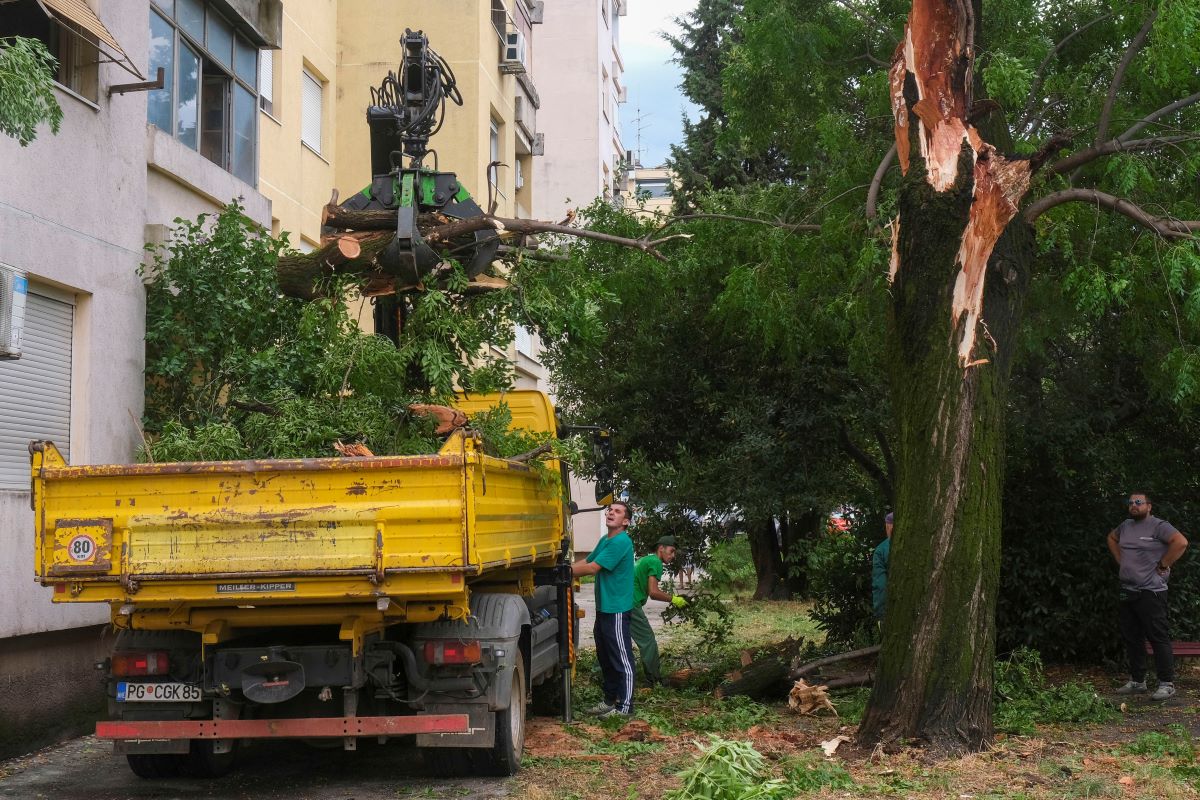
<box><xmin>112</xmin><ymin>651</ymin><xmax>169</xmax><ymax>676</ymax></box>
<box><xmin>423</xmin><ymin>640</ymin><xmax>482</xmax><ymax>665</ymax></box>
<box><xmin>54</xmin><ymin>584</ymin><xmax>66</xmax><ymax>594</ymax></box>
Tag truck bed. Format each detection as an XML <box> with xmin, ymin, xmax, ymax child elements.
<box><xmin>31</xmin><ymin>393</ymin><xmax>565</xmax><ymax>629</ymax></box>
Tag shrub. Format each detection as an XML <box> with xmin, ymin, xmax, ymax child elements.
<box><xmin>701</xmin><ymin>536</ymin><xmax>756</xmax><ymax>595</ymax></box>
<box><xmin>993</xmin><ymin>647</ymin><xmax>1116</xmax><ymax>735</ymax></box>
<box><xmin>805</xmin><ymin>526</ymin><xmax>876</xmax><ymax>646</ymax></box>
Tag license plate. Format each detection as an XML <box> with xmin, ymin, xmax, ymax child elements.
<box><xmin>117</xmin><ymin>682</ymin><xmax>203</xmax><ymax>703</ymax></box>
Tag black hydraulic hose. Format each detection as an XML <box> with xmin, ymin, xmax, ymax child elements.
<box><xmin>372</xmin><ymin>641</ymin><xmax>481</xmax><ymax>695</ymax></box>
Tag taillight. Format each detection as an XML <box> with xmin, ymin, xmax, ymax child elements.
<box><xmin>423</xmin><ymin>640</ymin><xmax>482</xmax><ymax>665</ymax></box>
<box><xmin>111</xmin><ymin>651</ymin><xmax>169</xmax><ymax>676</ymax></box>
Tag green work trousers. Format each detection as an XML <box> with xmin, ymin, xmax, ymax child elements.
<box><xmin>630</xmin><ymin>603</ymin><xmax>660</xmax><ymax>684</ymax></box>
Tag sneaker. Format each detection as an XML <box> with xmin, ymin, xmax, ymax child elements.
<box><xmin>597</xmin><ymin>707</ymin><xmax>631</xmax><ymax>719</ymax></box>
<box><xmin>1151</xmin><ymin>682</ymin><xmax>1177</xmax><ymax>701</ymax></box>
<box><xmin>587</xmin><ymin>701</ymin><xmax>615</xmax><ymax>715</ymax></box>
<box><xmin>1115</xmin><ymin>680</ymin><xmax>1147</xmax><ymax>695</ymax></box>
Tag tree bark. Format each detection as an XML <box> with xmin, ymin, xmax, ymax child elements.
<box><xmin>748</xmin><ymin>517</ymin><xmax>789</xmax><ymax>600</ymax></box>
<box><xmin>857</xmin><ymin>0</ymin><xmax>1036</xmax><ymax>754</ymax></box>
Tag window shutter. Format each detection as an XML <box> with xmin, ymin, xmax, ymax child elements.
<box><xmin>0</xmin><ymin>291</ymin><xmax>73</xmax><ymax>490</ymax></box>
<box><xmin>259</xmin><ymin>49</ymin><xmax>273</xmax><ymax>104</ymax></box>
<box><xmin>302</xmin><ymin>70</ymin><xmax>322</xmax><ymax>153</ymax></box>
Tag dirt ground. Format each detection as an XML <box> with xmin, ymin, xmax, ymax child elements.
<box><xmin>516</xmin><ymin>661</ymin><xmax>1200</xmax><ymax>799</ymax></box>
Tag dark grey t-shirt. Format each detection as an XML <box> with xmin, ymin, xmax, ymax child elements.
<box><xmin>1115</xmin><ymin>515</ymin><xmax>1180</xmax><ymax>591</ymax></box>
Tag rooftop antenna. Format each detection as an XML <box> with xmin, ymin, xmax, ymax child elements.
<box><xmin>627</xmin><ymin>104</ymin><xmax>652</xmax><ymax>168</ymax></box>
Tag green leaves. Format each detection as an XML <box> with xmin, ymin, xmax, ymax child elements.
<box><xmin>665</xmin><ymin>737</ymin><xmax>794</xmax><ymax>800</ymax></box>
<box><xmin>982</xmin><ymin>51</ymin><xmax>1037</xmax><ymax>112</ymax></box>
<box><xmin>0</xmin><ymin>36</ymin><xmax>62</xmax><ymax>146</ymax></box>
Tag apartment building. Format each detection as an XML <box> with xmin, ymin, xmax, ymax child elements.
<box><xmin>624</xmin><ymin>164</ymin><xmax>674</xmax><ymax>217</ymax></box>
<box><xmin>533</xmin><ymin>0</ymin><xmax>626</xmax><ymax>222</ymax></box>
<box><xmin>257</xmin><ymin>0</ymin><xmax>547</xmax><ymax>377</ymax></box>
<box><xmin>0</xmin><ymin>0</ymin><xmax>280</xmax><ymax>757</ymax></box>
<box><xmin>530</xmin><ymin>0</ymin><xmax>628</xmax><ymax>552</ymax></box>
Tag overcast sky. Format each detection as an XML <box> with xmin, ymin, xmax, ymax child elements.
<box><xmin>620</xmin><ymin>0</ymin><xmax>700</xmax><ymax>168</ymax></box>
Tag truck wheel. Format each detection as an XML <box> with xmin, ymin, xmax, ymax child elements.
<box><xmin>126</xmin><ymin>754</ymin><xmax>185</xmax><ymax>779</ymax></box>
<box><xmin>181</xmin><ymin>740</ymin><xmax>236</xmax><ymax>778</ymax></box>
<box><xmin>484</xmin><ymin>657</ymin><xmax>526</xmax><ymax>776</ymax></box>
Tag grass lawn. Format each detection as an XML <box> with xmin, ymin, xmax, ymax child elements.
<box><xmin>514</xmin><ymin>598</ymin><xmax>1200</xmax><ymax>799</ymax></box>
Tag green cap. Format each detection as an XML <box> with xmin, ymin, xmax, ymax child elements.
<box><xmin>656</xmin><ymin>536</ymin><xmax>677</xmax><ymax>548</ymax></box>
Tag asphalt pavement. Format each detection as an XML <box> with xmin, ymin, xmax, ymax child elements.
<box><xmin>0</xmin><ymin>583</ymin><xmax>673</xmax><ymax>799</ymax></box>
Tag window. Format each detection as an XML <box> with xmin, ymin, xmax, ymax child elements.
<box><xmin>0</xmin><ymin>284</ymin><xmax>73</xmax><ymax>490</ymax></box>
<box><xmin>489</xmin><ymin>119</ymin><xmax>500</xmax><ymax>186</ymax></box>
<box><xmin>514</xmin><ymin>324</ymin><xmax>533</xmax><ymax>357</ymax></box>
<box><xmin>1</xmin><ymin>0</ymin><xmax>101</xmax><ymax>102</ymax></box>
<box><xmin>515</xmin><ymin>157</ymin><xmax>524</xmax><ymax>190</ymax></box>
<box><xmin>637</xmin><ymin>178</ymin><xmax>671</xmax><ymax>198</ymax></box>
<box><xmin>258</xmin><ymin>49</ymin><xmax>274</xmax><ymax>114</ymax></box>
<box><xmin>147</xmin><ymin>1</ymin><xmax>259</xmax><ymax>185</ymax></box>
<box><xmin>301</xmin><ymin>69</ymin><xmax>323</xmax><ymax>154</ymax></box>
<box><xmin>491</xmin><ymin>0</ymin><xmax>507</xmax><ymax>39</ymax></box>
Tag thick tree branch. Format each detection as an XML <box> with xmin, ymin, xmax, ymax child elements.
<box><xmin>1094</xmin><ymin>8</ymin><xmax>1157</xmax><ymax>148</ymax></box>
<box><xmin>837</xmin><ymin>422</ymin><xmax>893</xmax><ymax>497</ymax></box>
<box><xmin>650</xmin><ymin>213</ymin><xmax>821</xmax><ymax>235</ymax></box>
<box><xmin>866</xmin><ymin>144</ymin><xmax>897</xmax><ymax>221</ymax></box>
<box><xmin>1048</xmin><ymin>134</ymin><xmax>1199</xmax><ymax>175</ymax></box>
<box><xmin>1017</xmin><ymin>13</ymin><xmax>1113</xmax><ymax>129</ymax></box>
<box><xmin>1024</xmin><ymin>188</ymin><xmax>1200</xmax><ymax>239</ymax></box>
<box><xmin>791</xmin><ymin>645</ymin><xmax>881</xmax><ymax>680</ymax></box>
<box><xmin>1117</xmin><ymin>90</ymin><xmax>1200</xmax><ymax>143</ymax></box>
<box><xmin>422</xmin><ymin>214</ymin><xmax>692</xmax><ymax>259</ymax></box>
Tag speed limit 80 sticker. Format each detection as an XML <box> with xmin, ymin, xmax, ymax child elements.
<box><xmin>67</xmin><ymin>534</ymin><xmax>96</xmax><ymax>562</ymax></box>
<box><xmin>50</xmin><ymin>518</ymin><xmax>113</xmax><ymax>575</ymax></box>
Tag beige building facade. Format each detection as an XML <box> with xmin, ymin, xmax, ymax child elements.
<box><xmin>258</xmin><ymin>0</ymin><xmax>547</xmax><ymax>376</ymax></box>
<box><xmin>0</xmin><ymin>0</ymin><xmax>279</xmax><ymax>758</ymax></box>
<box><xmin>624</xmin><ymin>165</ymin><xmax>674</xmax><ymax>217</ymax></box>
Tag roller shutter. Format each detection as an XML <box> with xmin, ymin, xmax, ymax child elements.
<box><xmin>0</xmin><ymin>290</ymin><xmax>73</xmax><ymax>490</ymax></box>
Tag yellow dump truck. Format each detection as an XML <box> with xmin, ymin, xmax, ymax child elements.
<box><xmin>30</xmin><ymin>391</ymin><xmax>609</xmax><ymax>779</ymax></box>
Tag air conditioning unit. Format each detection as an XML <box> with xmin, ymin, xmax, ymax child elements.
<box><xmin>530</xmin><ymin>0</ymin><xmax>545</xmax><ymax>23</ymax></box>
<box><xmin>500</xmin><ymin>31</ymin><xmax>528</xmax><ymax>74</ymax></box>
<box><xmin>0</xmin><ymin>263</ymin><xmax>28</xmax><ymax>359</ymax></box>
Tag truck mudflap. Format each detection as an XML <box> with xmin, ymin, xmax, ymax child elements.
<box><xmin>96</xmin><ymin>714</ymin><xmax>469</xmax><ymax>740</ymax></box>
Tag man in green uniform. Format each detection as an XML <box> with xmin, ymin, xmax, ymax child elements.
<box><xmin>631</xmin><ymin>536</ymin><xmax>687</xmax><ymax>686</ymax></box>
<box><xmin>573</xmin><ymin>502</ymin><xmax>637</xmax><ymax>715</ymax></box>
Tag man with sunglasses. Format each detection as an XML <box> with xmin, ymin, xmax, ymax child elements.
<box><xmin>1107</xmin><ymin>492</ymin><xmax>1189</xmax><ymax>700</ymax></box>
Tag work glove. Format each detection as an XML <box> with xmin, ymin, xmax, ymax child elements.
<box><xmin>671</xmin><ymin>595</ymin><xmax>688</xmax><ymax>609</ymax></box>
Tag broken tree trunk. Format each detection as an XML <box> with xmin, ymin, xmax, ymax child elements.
<box><xmin>856</xmin><ymin>0</ymin><xmax>1043</xmax><ymax>754</ymax></box>
<box><xmin>715</xmin><ymin>637</ymin><xmax>805</xmax><ymax>700</ymax></box>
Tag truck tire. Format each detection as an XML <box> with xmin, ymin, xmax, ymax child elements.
<box><xmin>423</xmin><ymin>658</ymin><xmax>527</xmax><ymax>777</ymax></box>
<box><xmin>126</xmin><ymin>754</ymin><xmax>185</xmax><ymax>779</ymax></box>
<box><xmin>484</xmin><ymin>656</ymin><xmax>526</xmax><ymax>776</ymax></box>
<box><xmin>181</xmin><ymin>740</ymin><xmax>235</xmax><ymax>778</ymax></box>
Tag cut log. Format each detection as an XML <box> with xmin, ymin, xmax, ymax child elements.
<box><xmin>408</xmin><ymin>403</ymin><xmax>468</xmax><ymax>435</ymax></box>
<box><xmin>276</xmin><ymin>231</ymin><xmax>393</xmax><ymax>300</ymax></box>
<box><xmin>790</xmin><ymin>645</ymin><xmax>880</xmax><ymax>680</ymax></box>
<box><xmin>715</xmin><ymin>637</ymin><xmax>806</xmax><ymax>700</ymax></box>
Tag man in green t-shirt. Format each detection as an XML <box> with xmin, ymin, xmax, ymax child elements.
<box><xmin>573</xmin><ymin>501</ymin><xmax>636</xmax><ymax>716</ymax></box>
<box><xmin>631</xmin><ymin>536</ymin><xmax>688</xmax><ymax>686</ymax></box>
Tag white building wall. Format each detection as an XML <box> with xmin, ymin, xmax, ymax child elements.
<box><xmin>0</xmin><ymin>3</ymin><xmax>150</xmax><ymax>639</ymax></box>
<box><xmin>0</xmin><ymin>1</ymin><xmax>271</xmax><ymax>641</ymax></box>
<box><xmin>532</xmin><ymin>0</ymin><xmax>624</xmax><ymax>221</ymax></box>
<box><xmin>532</xmin><ymin>0</ymin><xmax>625</xmax><ymax>553</ymax></box>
